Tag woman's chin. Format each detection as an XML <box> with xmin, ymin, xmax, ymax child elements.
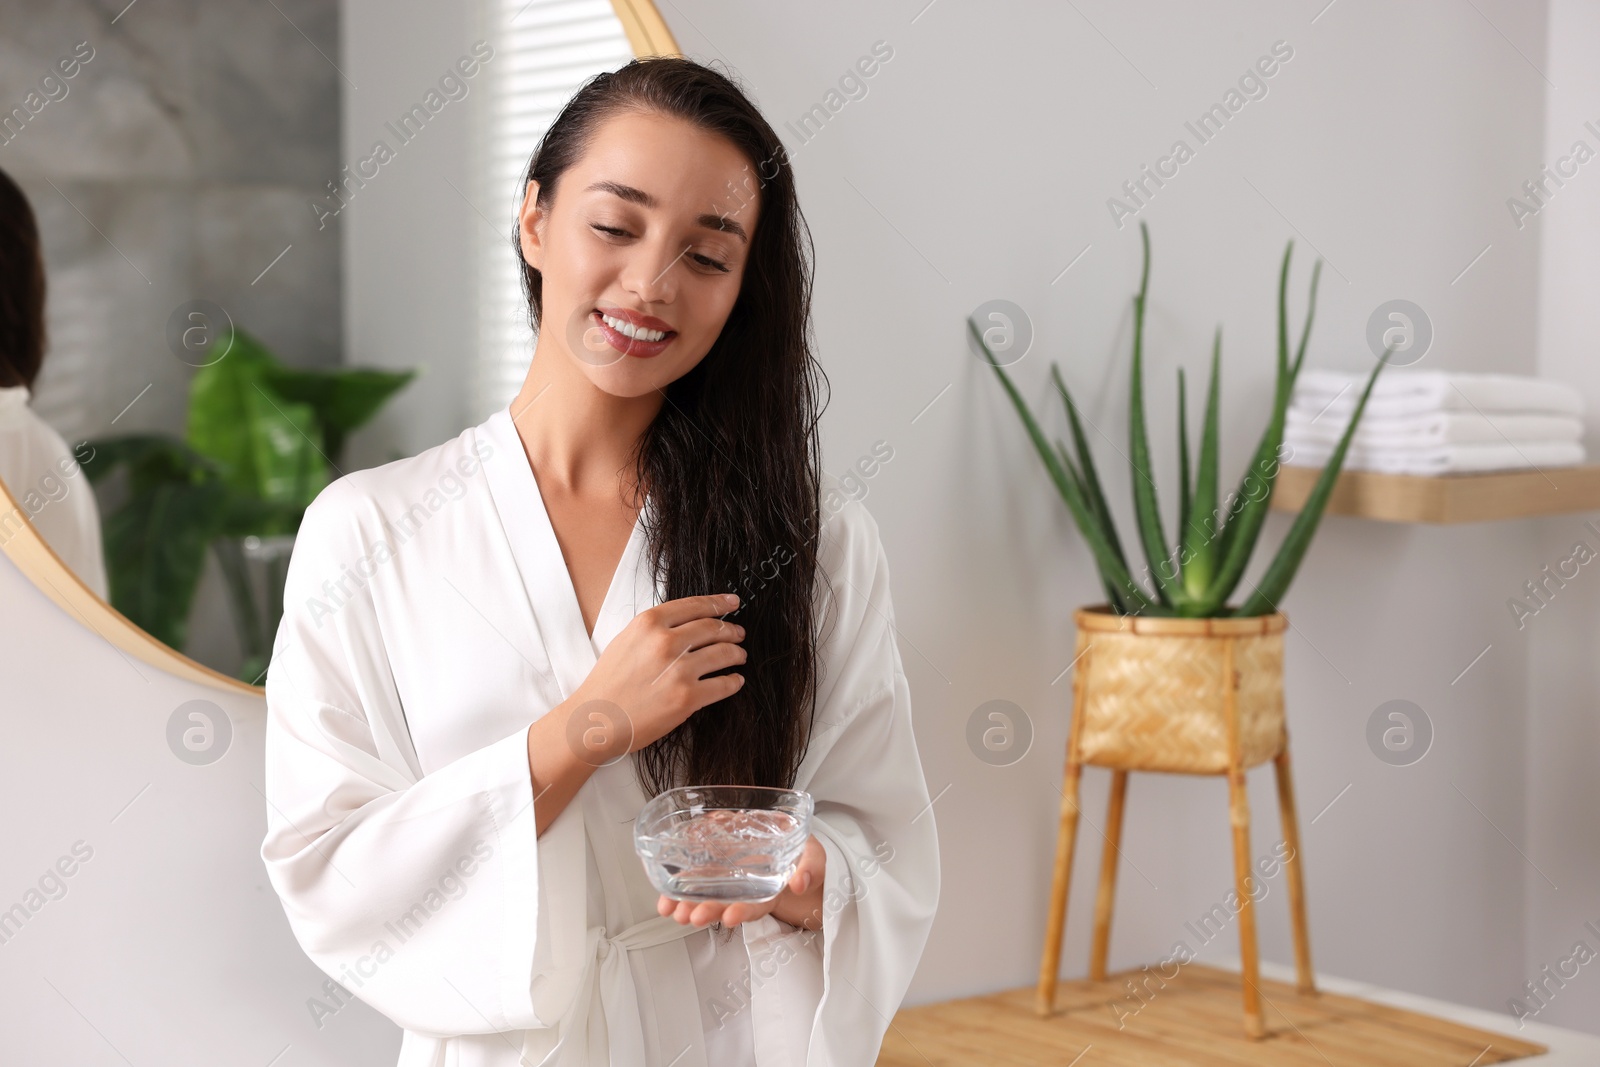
<box><xmin>579</xmin><ymin>361</ymin><xmax>676</xmax><ymax>399</ymax></box>
<box><xmin>574</xmin><ymin>343</ymin><xmax>705</xmax><ymax>396</ymax></box>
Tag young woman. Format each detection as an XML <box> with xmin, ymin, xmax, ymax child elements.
<box><xmin>261</xmin><ymin>57</ymin><xmax>939</xmax><ymax>1067</ymax></box>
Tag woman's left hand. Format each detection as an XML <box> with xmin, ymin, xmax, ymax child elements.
<box><xmin>658</xmin><ymin>833</ymin><xmax>827</xmax><ymax>931</ymax></box>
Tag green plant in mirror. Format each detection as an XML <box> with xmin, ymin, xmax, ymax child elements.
<box><xmin>974</xmin><ymin>221</ymin><xmax>1393</xmax><ymax>618</ymax></box>
<box><xmin>81</xmin><ymin>327</ymin><xmax>417</xmax><ymax>680</ymax></box>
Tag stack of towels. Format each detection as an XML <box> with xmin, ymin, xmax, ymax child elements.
<box><xmin>1286</xmin><ymin>370</ymin><xmax>1587</xmax><ymax>475</ymax></box>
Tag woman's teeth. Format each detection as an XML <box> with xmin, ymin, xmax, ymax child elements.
<box><xmin>599</xmin><ymin>312</ymin><xmax>669</xmax><ymax>342</ymax></box>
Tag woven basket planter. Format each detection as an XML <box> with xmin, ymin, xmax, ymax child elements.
<box><xmin>1071</xmin><ymin>605</ymin><xmax>1287</xmax><ymax>775</ymax></box>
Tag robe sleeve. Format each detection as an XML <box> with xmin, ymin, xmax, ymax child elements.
<box><xmin>259</xmin><ymin>476</ymin><xmax>564</xmax><ymax>1039</ymax></box>
<box><xmin>792</xmin><ymin>496</ymin><xmax>942</xmax><ymax>1066</ymax></box>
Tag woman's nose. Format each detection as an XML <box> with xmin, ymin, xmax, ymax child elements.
<box><xmin>619</xmin><ymin>239</ymin><xmax>684</xmax><ymax>304</ymax></box>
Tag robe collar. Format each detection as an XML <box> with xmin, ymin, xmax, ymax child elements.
<box><xmin>479</xmin><ymin>403</ymin><xmax>654</xmax><ymax>702</ymax></box>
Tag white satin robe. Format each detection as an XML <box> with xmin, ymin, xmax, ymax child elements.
<box><xmin>259</xmin><ymin>403</ymin><xmax>941</xmax><ymax>1066</ymax></box>
<box><xmin>0</xmin><ymin>384</ymin><xmax>108</xmax><ymax>600</ymax></box>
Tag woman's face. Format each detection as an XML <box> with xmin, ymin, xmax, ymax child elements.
<box><xmin>519</xmin><ymin>109</ymin><xmax>760</xmax><ymax>398</ymax></box>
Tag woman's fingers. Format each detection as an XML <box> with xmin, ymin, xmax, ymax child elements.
<box><xmin>660</xmin><ymin>893</ymin><xmax>781</xmax><ymax>928</ymax></box>
<box><xmin>651</xmin><ymin>593</ymin><xmax>739</xmax><ymax>629</ymax></box>
<box><xmin>790</xmin><ymin>851</ymin><xmax>814</xmax><ymax>890</ymax></box>
<box><xmin>662</xmin><ymin>895</ymin><xmax>702</xmax><ymax>923</ymax></box>
<box><xmin>674</xmin><ymin>615</ymin><xmax>746</xmax><ymax>652</ymax></box>
<box><xmin>684</xmin><ymin>639</ymin><xmax>748</xmax><ymax>678</ymax></box>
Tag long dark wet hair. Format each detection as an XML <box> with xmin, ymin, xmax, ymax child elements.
<box><xmin>0</xmin><ymin>166</ymin><xmax>46</xmax><ymax>390</ymax></box>
<box><xmin>514</xmin><ymin>57</ymin><xmax>830</xmax><ymax>797</ymax></box>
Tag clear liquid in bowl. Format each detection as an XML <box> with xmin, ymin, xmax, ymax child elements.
<box><xmin>642</xmin><ymin>807</ymin><xmax>803</xmax><ymax>903</ymax></box>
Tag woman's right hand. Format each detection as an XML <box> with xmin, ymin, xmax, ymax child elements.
<box><xmin>564</xmin><ymin>593</ymin><xmax>746</xmax><ymax>762</ymax></box>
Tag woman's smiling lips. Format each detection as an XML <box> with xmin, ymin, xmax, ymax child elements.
<box><xmin>593</xmin><ymin>306</ymin><xmax>677</xmax><ymax>359</ymax></box>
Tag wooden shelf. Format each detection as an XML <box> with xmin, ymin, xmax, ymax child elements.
<box><xmin>1270</xmin><ymin>464</ymin><xmax>1600</xmax><ymax>524</ymax></box>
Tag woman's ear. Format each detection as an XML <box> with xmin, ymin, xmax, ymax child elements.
<box><xmin>518</xmin><ymin>179</ymin><xmax>545</xmax><ymax>270</ymax></box>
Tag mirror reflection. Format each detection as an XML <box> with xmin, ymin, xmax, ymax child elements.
<box><xmin>0</xmin><ymin>166</ymin><xmax>106</xmax><ymax>601</ymax></box>
<box><xmin>0</xmin><ymin>5</ymin><xmax>634</xmax><ymax>683</ymax></box>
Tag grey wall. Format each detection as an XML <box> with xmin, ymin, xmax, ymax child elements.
<box><xmin>340</xmin><ymin>0</ymin><xmax>486</xmax><ymax>470</ymax></box>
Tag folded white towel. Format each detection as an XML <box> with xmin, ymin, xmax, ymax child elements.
<box><xmin>1286</xmin><ymin>410</ymin><xmax>1584</xmax><ymax>449</ymax></box>
<box><xmin>1292</xmin><ymin>369</ymin><xmax>1585</xmax><ymax>420</ymax></box>
<box><xmin>1285</xmin><ymin>439</ymin><xmax>1586</xmax><ymax>476</ymax></box>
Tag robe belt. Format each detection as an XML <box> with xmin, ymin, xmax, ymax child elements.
<box><xmin>522</xmin><ymin>913</ymin><xmax>705</xmax><ymax>1066</ymax></box>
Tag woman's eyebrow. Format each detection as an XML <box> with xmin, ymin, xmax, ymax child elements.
<box><xmin>585</xmin><ymin>179</ymin><xmax>749</xmax><ymax>243</ymax></box>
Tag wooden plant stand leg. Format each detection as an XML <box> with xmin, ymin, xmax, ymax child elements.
<box><xmin>1227</xmin><ymin>764</ymin><xmax>1266</xmax><ymax>1039</ymax></box>
<box><xmin>1038</xmin><ymin>634</ymin><xmax>1094</xmax><ymax>1017</ymax></box>
<box><xmin>1221</xmin><ymin>636</ymin><xmax>1267</xmax><ymax>1039</ymax></box>
<box><xmin>1037</xmin><ymin>758</ymin><xmax>1083</xmax><ymax>1016</ymax></box>
<box><xmin>1089</xmin><ymin>770</ymin><xmax>1128</xmax><ymax>981</ymax></box>
<box><xmin>1274</xmin><ymin>745</ymin><xmax>1316</xmax><ymax>995</ymax></box>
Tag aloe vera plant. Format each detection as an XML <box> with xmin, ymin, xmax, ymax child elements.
<box><xmin>976</xmin><ymin>221</ymin><xmax>1392</xmax><ymax>618</ymax></box>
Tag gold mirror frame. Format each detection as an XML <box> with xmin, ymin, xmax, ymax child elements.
<box><xmin>0</xmin><ymin>1</ymin><xmax>680</xmax><ymax>697</ymax></box>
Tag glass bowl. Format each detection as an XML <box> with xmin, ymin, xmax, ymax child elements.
<box><xmin>634</xmin><ymin>785</ymin><xmax>814</xmax><ymax>904</ymax></box>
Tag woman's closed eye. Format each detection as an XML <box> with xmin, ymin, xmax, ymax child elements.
<box><xmin>690</xmin><ymin>251</ymin><xmax>731</xmax><ymax>273</ymax></box>
<box><xmin>590</xmin><ymin>223</ymin><xmax>731</xmax><ymax>274</ymax></box>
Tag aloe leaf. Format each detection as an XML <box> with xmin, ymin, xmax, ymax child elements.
<box><xmin>1276</xmin><ymin>239</ymin><xmax>1291</xmax><ymax>381</ymax></box>
<box><xmin>972</xmin><ymin>316</ymin><xmax>1155</xmax><ymax>613</ymax></box>
<box><xmin>1053</xmin><ymin>438</ymin><xmax>1087</xmax><ymax>498</ymax></box>
<box><xmin>1182</xmin><ymin>328</ymin><xmax>1224</xmax><ymax>598</ymax></box>
<box><xmin>1051</xmin><ymin>363</ymin><xmax>1131</xmax><ymax>575</ymax></box>
<box><xmin>1235</xmin><ymin>349</ymin><xmax>1392</xmax><ymax>615</ymax></box>
<box><xmin>1055</xmin><ymin>435</ymin><xmax>1132</xmax><ymax>614</ymax></box>
<box><xmin>1178</xmin><ymin>367</ymin><xmax>1192</xmax><ymax>569</ymax></box>
<box><xmin>1216</xmin><ymin>242</ymin><xmax>1296</xmax><ymax>565</ymax></box>
<box><xmin>1201</xmin><ymin>395</ymin><xmax>1290</xmax><ymax>612</ymax></box>
<box><xmin>1128</xmin><ymin>222</ymin><xmax>1184</xmax><ymax>608</ymax></box>
<box><xmin>1057</xmin><ymin>438</ymin><xmax>1131</xmax><ymax>614</ymax></box>
<box><xmin>1051</xmin><ymin>437</ymin><xmax>1095</xmax><ymax>541</ymax></box>
<box><xmin>1290</xmin><ymin>259</ymin><xmax>1323</xmax><ymax>380</ymax></box>
<box><xmin>1199</xmin><ymin>239</ymin><xmax>1296</xmax><ymax>612</ymax></box>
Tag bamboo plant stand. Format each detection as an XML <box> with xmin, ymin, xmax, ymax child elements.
<box><xmin>1036</xmin><ymin>607</ymin><xmax>1316</xmax><ymax>1039</ymax></box>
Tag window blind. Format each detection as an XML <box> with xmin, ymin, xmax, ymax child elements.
<box><xmin>471</xmin><ymin>0</ymin><xmax>634</xmax><ymax>424</ymax></box>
